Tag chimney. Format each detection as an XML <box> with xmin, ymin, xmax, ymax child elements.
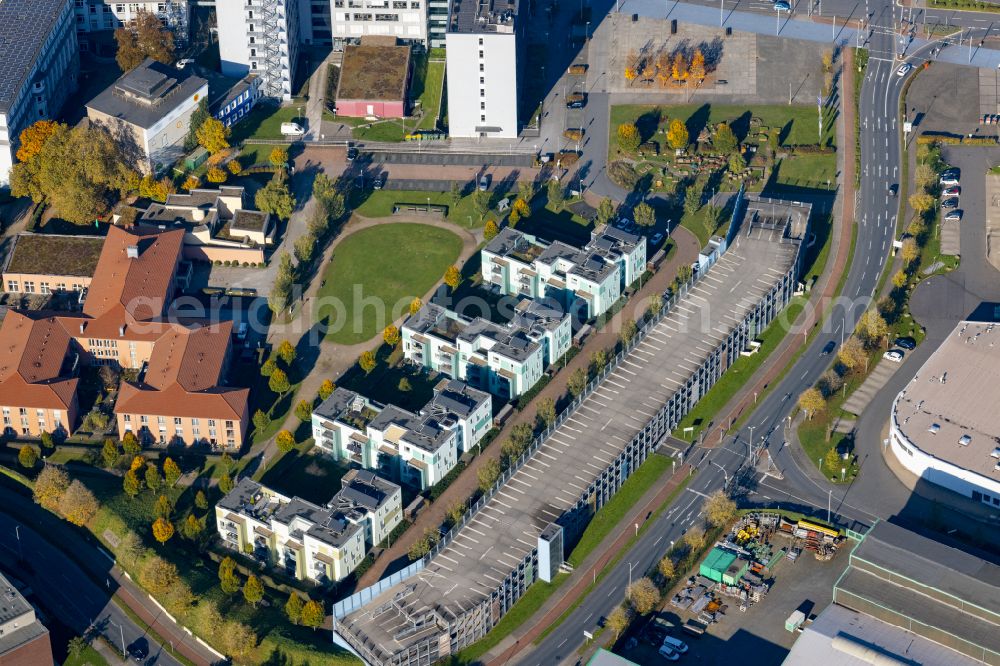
<box><xmin>119</xmin><ymin>325</ymin><xmax>126</xmax><ymax>337</ymax></box>
<box><xmin>191</xmin><ymin>209</ymin><xmax>205</xmax><ymax>222</ymax></box>
<box><xmin>126</xmin><ymin>245</ymin><xmax>139</xmax><ymax>259</ymax></box>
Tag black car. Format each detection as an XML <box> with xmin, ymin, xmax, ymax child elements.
<box><xmin>346</xmin><ymin>146</ymin><xmax>359</xmax><ymax>161</ymax></box>
<box><xmin>822</xmin><ymin>340</ymin><xmax>836</xmax><ymax>355</ymax></box>
<box><xmin>894</xmin><ymin>336</ymin><xmax>916</xmax><ymax>350</ymax></box>
<box><xmin>941</xmin><ymin>197</ymin><xmax>959</xmax><ymax>209</ymax></box>
<box><xmin>373</xmin><ymin>176</ymin><xmax>385</xmax><ymax>190</ymax></box>
<box><xmin>127</xmin><ymin>638</ymin><xmax>149</xmax><ymax>662</ymax></box>
<box><xmin>888</xmin><ymin>183</ymin><xmax>898</xmax><ymax>197</ymax></box>
<box><xmin>566</xmin><ymin>99</ymin><xmax>586</xmax><ymax>109</ymax></box>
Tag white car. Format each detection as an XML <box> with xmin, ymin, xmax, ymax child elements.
<box><xmin>896</xmin><ymin>63</ymin><xmax>913</xmax><ymax>77</ymax></box>
<box><xmin>658</xmin><ymin>645</ymin><xmax>680</xmax><ymax>661</ymax></box>
<box><xmin>280</xmin><ymin>122</ymin><xmax>305</xmax><ymax>136</ymax></box>
<box><xmin>662</xmin><ymin>636</ymin><xmax>689</xmax><ymax>654</ymax></box>
<box><xmin>940</xmin><ymin>175</ymin><xmax>960</xmax><ymax>186</ymax></box>
<box><xmin>884</xmin><ymin>349</ymin><xmax>904</xmax><ymax>363</ymax></box>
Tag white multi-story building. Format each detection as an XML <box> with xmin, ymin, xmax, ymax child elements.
<box><xmin>312</xmin><ymin>379</ymin><xmax>492</xmax><ymax>489</ymax></box>
<box><xmin>444</xmin><ymin>0</ymin><xmax>521</xmax><ymax>138</ymax></box>
<box><xmin>482</xmin><ymin>226</ymin><xmax>647</xmax><ymax>320</ymax></box>
<box><xmin>73</xmin><ymin>1</ymin><xmax>189</xmax><ymax>42</ymax></box>
<box><xmin>216</xmin><ymin>471</ymin><xmax>402</xmax><ymax>583</ymax></box>
<box><xmin>402</xmin><ymin>300</ymin><xmax>570</xmax><ymax>399</ymax></box>
<box><xmin>328</xmin><ymin>0</ymin><xmax>427</xmax><ymax>46</ymax></box>
<box><xmin>0</xmin><ymin>0</ymin><xmax>78</xmax><ymax>188</ymax></box>
<box><xmin>217</xmin><ymin>0</ymin><xmax>300</xmax><ymax>100</ymax></box>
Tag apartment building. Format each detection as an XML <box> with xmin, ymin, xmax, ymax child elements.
<box><xmin>0</xmin><ymin>0</ymin><xmax>79</xmax><ymax>188</ymax></box>
<box><xmin>212</xmin><ymin>75</ymin><xmax>263</xmax><ymax>129</ymax></box>
<box><xmin>86</xmin><ymin>58</ymin><xmax>208</xmax><ymax>174</ymax></box>
<box><xmin>328</xmin><ymin>0</ymin><xmax>427</xmax><ymax>47</ymax></box>
<box><xmin>217</xmin><ymin>0</ymin><xmax>300</xmax><ymax>100</ymax></box>
<box><xmin>401</xmin><ymin>300</ymin><xmax>569</xmax><ymax>399</ymax></box>
<box><xmin>0</xmin><ymin>571</ymin><xmax>53</xmax><ymax>666</ymax></box>
<box><xmin>1</xmin><ymin>233</ymin><xmax>104</xmax><ymax>297</ymax></box>
<box><xmin>216</xmin><ymin>471</ymin><xmax>402</xmax><ymax>583</ymax></box>
<box><xmin>444</xmin><ymin>0</ymin><xmax>522</xmax><ymax>138</ymax></box>
<box><xmin>312</xmin><ymin>379</ymin><xmax>491</xmax><ymax>489</ymax></box>
<box><xmin>482</xmin><ymin>226</ymin><xmax>647</xmax><ymax>320</ymax></box>
<box><xmin>73</xmin><ymin>0</ymin><xmax>189</xmax><ymax>41</ymax></box>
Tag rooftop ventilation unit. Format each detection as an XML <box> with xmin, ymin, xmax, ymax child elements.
<box><xmin>126</xmin><ymin>245</ymin><xmax>139</xmax><ymax>258</ymax></box>
<box><xmin>959</xmin><ymin>434</ymin><xmax>972</xmax><ymax>446</ymax></box>
<box><xmin>928</xmin><ymin>423</ymin><xmax>940</xmax><ymax>434</ymax></box>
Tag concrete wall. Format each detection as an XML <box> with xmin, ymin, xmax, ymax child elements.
<box><xmin>445</xmin><ymin>31</ymin><xmax>518</xmax><ymax>138</ymax></box>
<box><xmin>182</xmin><ymin>244</ymin><xmax>265</xmax><ymax>265</ymax></box>
<box><xmin>336</xmin><ymin>99</ymin><xmax>406</xmax><ymax>119</ymax></box>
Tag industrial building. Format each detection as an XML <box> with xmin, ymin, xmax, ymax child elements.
<box><xmin>889</xmin><ymin>320</ymin><xmax>1000</xmax><ymax>507</ymax></box>
<box><xmin>331</xmin><ymin>193</ymin><xmax>809</xmax><ymax>664</ymax></box>
<box><xmin>784</xmin><ymin>521</ymin><xmax>1000</xmax><ymax>665</ymax></box>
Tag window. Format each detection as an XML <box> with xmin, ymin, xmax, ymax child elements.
<box><xmin>191</xmin><ymin>418</ymin><xmax>200</xmax><ymax>426</ymax></box>
<box><xmin>480</xmin><ymin>89</ymin><xmax>485</xmax><ymax>97</ymax></box>
<box><xmin>478</xmin><ymin>50</ymin><xmax>484</xmax><ymax>58</ymax></box>
<box><xmin>23</xmin><ymin>281</ymin><xmax>35</xmax><ymax>293</ymax></box>
<box><xmin>478</xmin><ymin>37</ymin><xmax>483</xmax><ymax>45</ymax></box>
<box><xmin>480</xmin><ymin>77</ymin><xmax>484</xmax><ymax>84</ymax></box>
<box><xmin>481</xmin><ymin>102</ymin><xmax>485</xmax><ymax>110</ymax></box>
<box><xmin>174</xmin><ymin>417</ymin><xmax>182</xmax><ymax>426</ymax></box>
<box><xmin>6</xmin><ymin>281</ymin><xmax>17</xmax><ymax>292</ymax></box>
<box><xmin>40</xmin><ymin>282</ymin><xmax>50</xmax><ymax>294</ymax></box>
<box><xmin>250</xmin><ymin>48</ymin><xmax>256</xmax><ymax>56</ymax></box>
<box><xmin>140</xmin><ymin>415</ymin><xmax>149</xmax><ymax>424</ymax></box>
<box><xmin>479</xmin><ymin>64</ymin><xmax>484</xmax><ymax>72</ymax></box>
<box><xmin>123</xmin><ymin>414</ymin><xmax>131</xmax><ymax>422</ymax></box>
<box><xmin>481</xmin><ymin>115</ymin><xmax>486</xmax><ymax>122</ymax></box>
<box><xmin>116</xmin><ymin>3</ymin><xmax>125</xmax><ymax>11</ymax></box>
<box><xmin>226</xmin><ymin>421</ymin><xmax>234</xmax><ymax>428</ymax></box>
<box><xmin>208</xmin><ymin>419</ymin><xmax>216</xmax><ymax>427</ymax></box>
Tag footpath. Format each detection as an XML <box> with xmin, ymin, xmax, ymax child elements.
<box><xmin>702</xmin><ymin>48</ymin><xmax>858</xmax><ymax>447</ymax></box>
<box><xmin>355</xmin><ymin>226</ymin><xmax>703</xmax><ymax>588</ymax></box>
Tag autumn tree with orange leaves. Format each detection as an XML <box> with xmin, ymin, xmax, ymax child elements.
<box><xmin>689</xmin><ymin>49</ymin><xmax>706</xmax><ymax>81</ymax></box>
<box><xmin>15</xmin><ymin>120</ymin><xmax>59</xmax><ymax>163</ymax></box>
<box><xmin>672</xmin><ymin>52</ymin><xmax>689</xmax><ymax>81</ymax></box>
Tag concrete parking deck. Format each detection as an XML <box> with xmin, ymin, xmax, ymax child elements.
<box><xmin>335</xmin><ymin>221</ymin><xmax>800</xmax><ymax>664</ymax></box>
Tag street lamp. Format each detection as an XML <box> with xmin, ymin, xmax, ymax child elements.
<box><xmin>711</xmin><ymin>460</ymin><xmax>728</xmax><ymax>487</ymax></box>
<box><xmin>14</xmin><ymin>525</ymin><xmax>23</xmax><ymax>562</ymax></box>
<box><xmin>110</xmin><ymin>619</ymin><xmax>126</xmax><ymax>659</ymax></box>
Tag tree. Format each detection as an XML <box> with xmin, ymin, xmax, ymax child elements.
<box><xmin>617</xmin><ymin>123</ymin><xmax>641</xmax><ymax>152</ymax></box>
<box><xmin>56</xmin><ymin>480</ymin><xmax>98</xmax><ymax>526</ymax></box>
<box><xmin>318</xmin><ymin>379</ymin><xmax>335</xmax><ymax>402</ymax></box>
<box><xmin>154</xmin><ymin>494</ymin><xmax>173</xmax><ymax>520</ymax></box>
<box><xmin>900</xmin><ymin>237</ymin><xmax>919</xmax><ymax>265</ymax></box>
<box><xmin>472</xmin><ymin>189</ymin><xmax>490</xmax><ymax>220</ymax></box>
<box><xmin>627</xmin><ymin>577</ymin><xmax>660</xmax><ymax>614</ymax></box>
<box><xmin>269</xmin><ymin>146</ymin><xmax>289</xmax><ymax>168</ymax></box>
<box><xmin>219</xmin><ymin>472</ymin><xmax>234</xmax><ymax>494</ymax></box>
<box><xmin>838</xmin><ymin>337</ymin><xmax>868</xmax><ymax>373</ymax></box>
<box><xmin>658</xmin><ymin>556</ymin><xmax>675</xmax><ymax>581</ymax></box>
<box><xmin>301</xmin><ymin>600</ymin><xmax>325</xmax><ymax>630</ymax></box>
<box><xmin>537</xmin><ymin>397</ymin><xmax>556</xmax><ymax>428</ymax></box>
<box><xmin>269</xmin><ymin>368</ymin><xmax>291</xmax><ymax>395</ymax></box>
<box><xmin>484</xmin><ymin>219</ymin><xmax>499</xmax><ymax>241</ymax></box>
<box><xmin>607</xmin><ymin>604</ymin><xmax>632</xmax><ymax>639</ymax></box>
<box><xmin>33</xmin><ymin>465</ymin><xmax>69</xmax><ymax>510</ymax></box>
<box><xmin>824</xmin><ymin>445</ymin><xmax>842</xmax><ymax>475</ymax></box>
<box><xmin>444</xmin><ymin>265</ymin><xmax>462</xmax><ymax>290</ymax></box>
<box><xmin>649</xmin><ymin>294</ymin><xmax>664</xmax><ymax>317</ymax></box>
<box><xmin>219</xmin><ymin>557</ymin><xmax>241</xmax><ymax>594</ymax></box>
<box><xmin>206</xmin><ymin>166</ymin><xmax>227</xmax><ymax>184</ymax></box>
<box><xmin>261</xmin><ymin>357</ymin><xmax>278</xmax><ymax>378</ymax></box>
<box><xmin>624</xmin><ymin>66</ymin><xmax>638</xmax><ymax>84</ymax></box>
<box><xmin>145</xmin><ymin>464</ymin><xmax>162</xmax><ymax>492</ymax></box>
<box><xmin>163</xmin><ymin>457</ymin><xmax>181</xmax><ymax>487</ymax></box>
<box><xmin>196</xmin><ymin>118</ymin><xmax>231</xmax><ymax>155</ymax></box>
<box><xmin>409</xmin><ymin>297</ymin><xmax>423</xmax><ymax>316</ymax></box>
<box><xmin>478</xmin><ymin>458</ymin><xmax>501</xmax><ymax>492</ymax></box>
<box><xmin>914</xmin><ymin>163</ymin><xmax>936</xmax><ymax>190</ymax></box>
<box><xmin>684</xmin><ymin>179</ymin><xmax>704</xmax><ymax>217</ymax></box>
<box><xmin>714</xmin><ymin>122</ymin><xmax>738</xmax><ymax>154</ymax></box>
<box><xmin>359</xmin><ymin>350</ymin><xmax>377</xmax><ymax>374</ymax></box>
<box><xmin>446</xmin><ymin>501</ymin><xmax>466</xmax><ymax>526</ymax></box>
<box><xmin>15</xmin><ymin>120</ymin><xmax>59</xmax><ymax>162</ymax></box>
<box><xmin>285</xmin><ymin>593</ymin><xmax>304</xmax><ymax>624</ymax></box>
<box><xmin>17</xmin><ymin>445</ymin><xmax>38</xmax><ymax>470</ymax></box>
<box><xmin>666</xmin><ymin>119</ymin><xmax>689</xmax><ymax>150</ymax></box>
<box><xmin>398</xmin><ymin>377</ymin><xmax>412</xmax><ymax>392</ymax></box>
<box><xmin>276</xmin><ymin>339</ymin><xmax>297</xmax><ymax>366</ymax></box>
<box><xmin>252</xmin><ymin>409</ymin><xmax>271</xmax><ymax>433</ymax></box>
<box><xmin>547</xmin><ymin>178</ymin><xmax>565</xmax><ymax>210</ymax></box>
<box><xmin>704</xmin><ymin>489</ymin><xmax>737</xmax><ymax>528</ymax></box>
<box><xmin>184</xmin><ymin>98</ymin><xmax>210</xmax><ymax>150</ymax></box>
<box><xmin>297</xmin><ymin>398</ymin><xmax>315</xmax><ymax>421</ymax></box>
<box><xmin>101</xmin><ymin>438</ymin><xmax>120</xmax><ymax>468</ymax></box>
<box><xmin>121</xmin><ymin>430</ymin><xmax>141</xmax><ymax>456</ymax></box>
<box><xmin>857</xmin><ymin>309</ymin><xmax>889</xmax><ymax>348</ymax></box>
<box><xmin>255</xmin><ymin>175</ymin><xmax>296</xmax><ymax>220</ymax></box>
<box><xmin>123</xmin><ymin>470</ymin><xmax>141</xmax><ymax>497</ymax></box>
<box><xmin>518</xmin><ymin>180</ymin><xmax>535</xmax><ymax>203</ymax></box>
<box><xmin>512</xmin><ymin>197</ymin><xmax>531</xmax><ymax>219</ymax></box>
<box><xmin>621</xmin><ymin>318</ymin><xmax>638</xmax><ymax>345</ymax></box>
<box><xmin>568</xmin><ymin>367</ymin><xmax>588</xmax><ymax>397</ymax></box>
<box><xmin>195</xmin><ymin>490</ymin><xmax>209</xmax><ymax>511</ymax></box>
<box><xmin>508</xmin><ymin>209</ymin><xmax>521</xmax><ymax>227</ymax></box>
<box><xmin>243</xmin><ymin>574</ymin><xmax>264</xmax><ymax>607</ymax></box>
<box><xmin>596</xmin><ymin>197</ymin><xmax>616</xmax><ymax>227</ymax></box>
<box><xmin>181</xmin><ymin>513</ymin><xmax>203</xmax><ymax>540</ymax></box>
<box><xmin>114</xmin><ymin>10</ymin><xmax>175</xmax><ymax>71</ymax></box>
<box><xmin>276</xmin><ymin>430</ymin><xmax>296</xmax><ymax>453</ymax></box>
<box><xmin>684</xmin><ymin>526</ymin><xmax>705</xmax><ymax>552</ymax></box>
<box><xmin>449</xmin><ymin>180</ymin><xmax>462</xmax><ymax>205</ymax></box>
<box><xmin>226</xmin><ymin>160</ymin><xmax>243</xmax><ymax>178</ymax></box>
<box><xmin>384</xmin><ymin>325</ymin><xmax>401</xmax><ymax>347</ymax></box>
<box><xmin>672</xmin><ymin>52</ymin><xmax>689</xmax><ymax>80</ymax></box>
<box><xmin>728</xmin><ymin>151</ymin><xmax>746</xmax><ymax>174</ymax></box>
<box><xmin>633</xmin><ymin>202</ymin><xmax>655</xmax><ymax>229</ymax></box>
<box><xmin>689</xmin><ymin>48</ymin><xmax>707</xmax><ymax>81</ymax></box>
<box><xmin>892</xmin><ymin>269</ymin><xmax>908</xmax><ymax>289</ymax></box>
<box><xmin>139</xmin><ymin>556</ymin><xmax>179</xmax><ymax>596</ymax></box>
<box><xmin>909</xmin><ymin>192</ymin><xmax>935</xmax><ymax>215</ymax></box>
<box><xmin>591</xmin><ymin>349</ymin><xmax>608</xmax><ymax>374</ymax></box>
<box><xmin>798</xmin><ymin>387</ymin><xmax>826</xmax><ymax>420</ymax></box>
<box><xmin>152</xmin><ymin>517</ymin><xmax>174</xmax><ymax>544</ymax></box>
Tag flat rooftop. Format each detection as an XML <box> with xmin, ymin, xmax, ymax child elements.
<box><xmin>2</xmin><ymin>233</ymin><xmax>104</xmax><ymax>278</ymax></box>
<box><xmin>450</xmin><ymin>0</ymin><xmax>519</xmax><ymax>34</ymax></box>
<box><xmin>337</xmin><ymin>43</ymin><xmax>410</xmax><ymax>102</ymax></box>
<box><xmin>744</xmin><ymin>195</ymin><xmax>811</xmax><ymax>241</ymax></box>
<box><xmin>893</xmin><ymin>321</ymin><xmax>1000</xmax><ymax>482</ymax></box>
<box><xmin>336</xmin><ymin>220</ymin><xmax>799</xmax><ymax>661</ymax></box>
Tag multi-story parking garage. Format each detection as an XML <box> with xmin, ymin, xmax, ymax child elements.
<box><xmin>332</xmin><ymin>194</ymin><xmax>810</xmax><ymax>665</ymax></box>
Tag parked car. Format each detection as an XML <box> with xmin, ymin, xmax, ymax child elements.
<box><xmin>280</xmin><ymin>122</ymin><xmax>305</xmax><ymax>137</ymax></box>
<box><xmin>659</xmin><ymin>645</ymin><xmax>681</xmax><ymax>661</ymax></box>
<box><xmin>944</xmin><ymin>210</ymin><xmax>963</xmax><ymax>222</ymax></box>
<box><xmin>941</xmin><ymin>197</ymin><xmax>959</xmax><ymax>209</ymax></box>
<box><xmin>774</xmin><ymin>0</ymin><xmax>790</xmax><ymax>9</ymax></box>
<box><xmin>894</xmin><ymin>336</ymin><xmax>916</xmax><ymax>350</ymax></box>
<box><xmin>896</xmin><ymin>62</ymin><xmax>913</xmax><ymax>77</ymax></box>
<box><xmin>176</xmin><ymin>58</ymin><xmax>194</xmax><ymax>69</ymax></box>
<box><xmin>479</xmin><ymin>174</ymin><xmax>490</xmax><ymax>191</ymax></box>
<box><xmin>127</xmin><ymin>638</ymin><xmax>149</xmax><ymax>662</ymax></box>
<box><xmin>662</xmin><ymin>636</ymin><xmax>689</xmax><ymax>653</ymax></box>
<box><xmin>822</xmin><ymin>340</ymin><xmax>836</xmax><ymax>355</ymax></box>
<box><xmin>888</xmin><ymin>183</ymin><xmax>898</xmax><ymax>196</ymax></box>
<box><xmin>884</xmin><ymin>349</ymin><xmax>904</xmax><ymax>363</ymax></box>
<box><xmin>941</xmin><ymin>185</ymin><xmax>960</xmax><ymax>197</ymax></box>
<box><xmin>940</xmin><ymin>174</ymin><xmax>960</xmax><ymax>186</ymax></box>
<box><xmin>650</xmin><ymin>232</ymin><xmax>664</xmax><ymax>246</ymax></box>
<box><xmin>346</xmin><ymin>146</ymin><xmax>359</xmax><ymax>161</ymax></box>
<box><xmin>373</xmin><ymin>175</ymin><xmax>385</xmax><ymax>190</ymax></box>
<box><xmin>236</xmin><ymin>322</ymin><xmax>248</xmax><ymax>340</ymax></box>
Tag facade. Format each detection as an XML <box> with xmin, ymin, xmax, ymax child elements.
<box><xmin>889</xmin><ymin>320</ymin><xmax>1000</xmax><ymax>507</ymax></box>
<box><xmin>2</xmin><ymin>233</ymin><xmax>104</xmax><ymax>297</ymax></box>
<box><xmin>312</xmin><ymin>379</ymin><xmax>491</xmax><ymax>489</ymax></box>
<box><xmin>0</xmin><ymin>571</ymin><xmax>53</xmax><ymax>666</ymax></box>
<box><xmin>298</xmin><ymin>0</ymin><xmax>333</xmax><ymax>46</ymax></box>
<box><xmin>481</xmin><ymin>226</ymin><xmax>647</xmax><ymax>320</ymax></box>
<box><xmin>217</xmin><ymin>0</ymin><xmax>300</xmax><ymax>100</ymax></box>
<box><xmin>328</xmin><ymin>0</ymin><xmax>427</xmax><ymax>47</ymax></box>
<box><xmin>213</xmin><ymin>75</ymin><xmax>263</xmax><ymax>129</ymax></box>
<box><xmin>73</xmin><ymin>0</ymin><xmax>189</xmax><ymax>40</ymax></box>
<box><xmin>444</xmin><ymin>0</ymin><xmax>522</xmax><ymax>138</ymax></box>
<box><xmin>216</xmin><ymin>472</ymin><xmax>402</xmax><ymax>583</ymax></box>
<box><xmin>86</xmin><ymin>58</ymin><xmax>208</xmax><ymax>174</ymax></box>
<box><xmin>0</xmin><ymin>0</ymin><xmax>79</xmax><ymax>188</ymax></box>
<box><xmin>335</xmin><ymin>39</ymin><xmax>411</xmax><ymax>119</ymax></box>
<box><xmin>332</xmin><ymin>195</ymin><xmax>807</xmax><ymax>665</ymax></box>
<box><xmin>402</xmin><ymin>299</ymin><xmax>570</xmax><ymax>399</ymax></box>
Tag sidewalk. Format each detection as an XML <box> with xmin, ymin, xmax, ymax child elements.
<box><xmin>485</xmin><ymin>463</ymin><xmax>693</xmax><ymax>665</ymax></box>
<box><xmin>702</xmin><ymin>48</ymin><xmax>858</xmax><ymax>446</ymax></box>
<box><xmin>355</xmin><ymin>226</ymin><xmax>702</xmax><ymax>588</ymax></box>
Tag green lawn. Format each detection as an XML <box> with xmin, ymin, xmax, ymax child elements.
<box><xmin>773</xmin><ymin>154</ymin><xmax>838</xmax><ymax>190</ymax></box>
<box><xmin>231</xmin><ymin>104</ymin><xmax>307</xmax><ymax>143</ymax></box>
<box><xmin>680</xmin><ymin>205</ymin><xmax>722</xmax><ymax>246</ymax></box>
<box><xmin>413</xmin><ymin>58</ymin><xmax>445</xmax><ymax>131</ymax></box>
<box><xmin>316</xmin><ymin>223</ymin><xmax>463</xmax><ymax>344</ymax></box>
<box><xmin>354</xmin><ymin>189</ymin><xmax>510</xmax><ymax>229</ymax></box>
<box><xmin>64</xmin><ymin>645</ymin><xmax>109</xmax><ymax>666</ymax></box>
<box><xmin>352</xmin><ymin>120</ymin><xmax>407</xmax><ymax>142</ymax></box>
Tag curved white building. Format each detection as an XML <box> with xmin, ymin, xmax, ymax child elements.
<box><xmin>890</xmin><ymin>320</ymin><xmax>1000</xmax><ymax>507</ymax></box>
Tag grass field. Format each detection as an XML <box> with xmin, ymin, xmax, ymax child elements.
<box><xmin>354</xmin><ymin>189</ymin><xmax>512</xmax><ymax>229</ymax></box>
<box><xmin>773</xmin><ymin>154</ymin><xmax>838</xmax><ymax>190</ymax></box>
<box><xmin>413</xmin><ymin>58</ymin><xmax>445</xmax><ymax>131</ymax></box>
<box><xmin>64</xmin><ymin>645</ymin><xmax>109</xmax><ymax>666</ymax></box>
<box><xmin>315</xmin><ymin>223</ymin><xmax>463</xmax><ymax>344</ymax></box>
<box><xmin>230</xmin><ymin>103</ymin><xmax>306</xmax><ymax>143</ymax></box>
